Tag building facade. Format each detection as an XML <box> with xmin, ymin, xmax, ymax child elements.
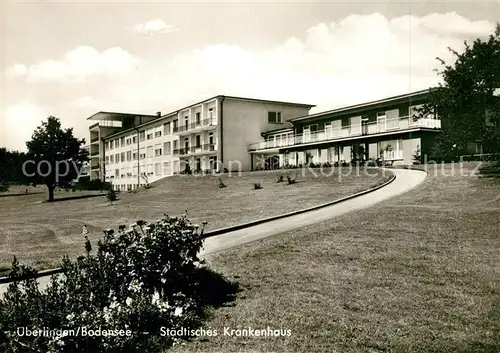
<box><xmin>88</xmin><ymin>96</ymin><xmax>314</xmax><ymax>191</ymax></box>
<box><xmin>88</xmin><ymin>90</ymin><xmax>445</xmax><ymax>190</ymax></box>
<box><xmin>248</xmin><ymin>89</ymin><xmax>441</xmax><ymax>168</ymax></box>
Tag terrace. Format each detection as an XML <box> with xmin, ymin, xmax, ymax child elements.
<box><xmin>248</xmin><ymin>116</ymin><xmax>441</xmax><ymax>152</ymax></box>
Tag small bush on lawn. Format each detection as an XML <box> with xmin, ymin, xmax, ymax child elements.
<box><xmin>107</xmin><ymin>188</ymin><xmax>118</xmax><ymax>205</ymax></box>
<box><xmin>0</xmin><ymin>214</ymin><xmax>238</xmax><ymax>353</ymax></box>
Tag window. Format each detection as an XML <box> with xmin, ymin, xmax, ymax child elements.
<box><xmin>147</xmin><ymin>146</ymin><xmax>153</xmax><ymax>158</ymax></box>
<box><xmin>208</xmin><ymin>108</ymin><xmax>214</xmax><ymax>120</ymax></box>
<box><xmin>110</xmin><ymin>155</ymin><xmax>114</xmax><ymax>163</ymax></box>
<box><xmin>126</xmin><ymin>138</ymin><xmax>132</xmax><ymax>145</ymax></box>
<box><xmin>268</xmin><ymin>111</ymin><xmax>283</xmax><ymax>124</ymax></box>
<box><xmin>155</xmin><ymin>148</ymin><xmax>162</xmax><ymax>156</ymax></box>
<box><xmin>163</xmin><ymin>162</ymin><xmax>171</xmax><ymax>176</ymax></box>
<box><xmin>196</xmin><ymin>135</ymin><xmax>201</xmax><ymax>148</ymax></box>
<box><xmin>105</xmin><ymin>142</ymin><xmax>110</xmax><ymax>150</ymax></box>
<box><xmin>155</xmin><ymin>163</ymin><xmax>162</xmax><ymax>175</ymax></box>
<box><xmin>126</xmin><ymin>151</ymin><xmax>132</xmax><ymax>161</ymax></box>
<box><xmin>121</xmin><ymin>152</ymin><xmax>125</xmax><ymax>162</ymax></box>
<box><xmin>209</xmin><ymin>132</ymin><xmax>214</xmax><ymax>145</ymax></box>
<box><xmin>173</xmin><ymin>120</ymin><xmax>178</xmax><ymax>130</ymax></box>
<box><xmin>341</xmin><ymin>118</ymin><xmax>350</xmax><ymax>128</ymax></box>
<box><xmin>155</xmin><ymin>131</ymin><xmax>162</xmax><ymax>138</ymax></box>
<box><xmin>164</xmin><ymin>142</ymin><xmax>171</xmax><ymax>155</ymax></box>
<box><xmin>133</xmin><ymin>152</ymin><xmax>137</xmax><ymax>160</ymax></box>
<box><xmin>105</xmin><ymin>156</ymin><xmax>109</xmax><ymax>164</ymax></box>
<box><xmin>140</xmin><ymin>153</ymin><xmax>146</xmax><ymax>160</ymax></box>
<box><xmin>399</xmin><ymin>106</ymin><xmax>409</xmax><ymax>118</ymax></box>
<box><xmin>132</xmin><ymin>136</ymin><xmax>137</xmax><ymax>144</ymax></box>
<box><xmin>196</xmin><ymin>112</ymin><xmax>201</xmax><ymax>124</ymax></box>
<box><xmin>164</xmin><ymin>122</ymin><xmax>171</xmax><ymax>135</ymax></box>
<box><xmin>147</xmin><ymin>133</ymin><xmax>153</xmax><ymax>140</ymax></box>
<box><xmin>139</xmin><ymin>131</ymin><xmax>145</xmax><ymax>142</ymax></box>
<box><xmin>173</xmin><ymin>140</ymin><xmax>178</xmax><ymax>151</ymax></box>
<box><xmin>120</xmin><ymin>137</ymin><xmax>125</xmax><ymax>146</ymax></box>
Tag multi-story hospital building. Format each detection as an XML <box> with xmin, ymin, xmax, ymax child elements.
<box><xmin>88</xmin><ymin>90</ymin><xmax>442</xmax><ymax>191</ymax></box>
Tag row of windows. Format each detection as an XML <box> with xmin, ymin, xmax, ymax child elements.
<box><xmin>105</xmin><ymin>133</ymin><xmax>216</xmax><ymax>164</ymax></box>
<box><xmin>108</xmin><ymin>161</ymin><xmax>180</xmax><ymax>180</ymax></box>
<box><xmin>105</xmin><ymin>108</ymin><xmax>216</xmax><ymax>151</ymax></box>
<box><xmin>105</xmin><ymin>142</ymin><xmax>179</xmax><ymax>164</ymax></box>
<box><xmin>300</xmin><ymin>106</ymin><xmax>429</xmax><ymax>132</ymax></box>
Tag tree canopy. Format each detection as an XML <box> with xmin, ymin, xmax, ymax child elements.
<box><xmin>0</xmin><ymin>148</ymin><xmax>28</xmax><ymax>191</ymax></box>
<box><xmin>423</xmin><ymin>22</ymin><xmax>500</xmax><ymax>161</ymax></box>
<box><xmin>25</xmin><ymin>116</ymin><xmax>88</xmax><ymax>201</ymax></box>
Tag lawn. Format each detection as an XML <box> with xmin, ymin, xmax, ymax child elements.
<box><xmin>0</xmin><ymin>167</ymin><xmax>391</xmax><ymax>275</ymax></box>
<box><xmin>169</xmin><ymin>163</ymin><xmax>500</xmax><ymax>353</ymax></box>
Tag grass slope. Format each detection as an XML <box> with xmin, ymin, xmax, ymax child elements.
<box><xmin>170</xmin><ymin>163</ymin><xmax>500</xmax><ymax>353</ymax></box>
<box><xmin>0</xmin><ymin>168</ymin><xmax>390</xmax><ymax>274</ymax></box>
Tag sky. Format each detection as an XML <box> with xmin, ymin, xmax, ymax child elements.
<box><xmin>1</xmin><ymin>1</ymin><xmax>499</xmax><ymax>151</ymax></box>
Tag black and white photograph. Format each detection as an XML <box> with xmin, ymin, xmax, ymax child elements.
<box><xmin>0</xmin><ymin>1</ymin><xmax>499</xmax><ymax>352</ymax></box>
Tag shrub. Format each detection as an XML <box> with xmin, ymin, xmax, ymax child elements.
<box><xmin>0</xmin><ymin>215</ymin><xmax>238</xmax><ymax>353</ymax></box>
<box><xmin>74</xmin><ymin>176</ymin><xmax>112</xmax><ymax>191</ymax></box>
<box><xmin>253</xmin><ymin>182</ymin><xmax>263</xmax><ymax>190</ymax></box>
<box><xmin>106</xmin><ymin>188</ymin><xmax>117</xmax><ymax>205</ymax></box>
<box><xmin>181</xmin><ymin>164</ymin><xmax>192</xmax><ymax>175</ymax></box>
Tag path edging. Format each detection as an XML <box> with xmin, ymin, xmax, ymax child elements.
<box><xmin>0</xmin><ymin>169</ymin><xmax>397</xmax><ymax>284</ymax></box>
<box><xmin>202</xmin><ymin>170</ymin><xmax>396</xmax><ymax>238</ymax></box>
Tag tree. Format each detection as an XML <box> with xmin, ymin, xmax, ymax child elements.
<box><xmin>0</xmin><ymin>148</ymin><xmax>9</xmax><ymax>192</ymax></box>
<box><xmin>25</xmin><ymin>116</ymin><xmax>88</xmax><ymax>202</ymax></box>
<box><xmin>0</xmin><ymin>148</ymin><xmax>29</xmax><ymax>191</ymax></box>
<box><xmin>350</xmin><ymin>144</ymin><xmax>365</xmax><ymax>164</ymax></box>
<box><xmin>106</xmin><ymin>188</ymin><xmax>117</xmax><ymax>205</ymax></box>
<box><xmin>418</xmin><ymin>22</ymin><xmax>500</xmax><ymax>161</ymax></box>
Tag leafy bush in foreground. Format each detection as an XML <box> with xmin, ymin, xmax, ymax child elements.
<box><xmin>0</xmin><ymin>214</ymin><xmax>238</xmax><ymax>353</ymax></box>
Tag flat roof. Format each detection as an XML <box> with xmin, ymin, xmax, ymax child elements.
<box><xmin>222</xmin><ymin>95</ymin><xmax>315</xmax><ymax>108</ymax></box>
<box><xmin>87</xmin><ymin>111</ymin><xmax>159</xmax><ymax>121</ymax></box>
<box><xmin>290</xmin><ymin>88</ymin><xmax>434</xmax><ymax>123</ymax></box>
<box><xmin>88</xmin><ymin>94</ymin><xmax>316</xmax><ymax>139</ymax></box>
<box><xmin>88</xmin><ymin>95</ymin><xmax>315</xmax><ymax>122</ymax></box>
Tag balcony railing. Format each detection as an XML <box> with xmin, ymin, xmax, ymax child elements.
<box><xmin>90</xmin><ymin>137</ymin><xmax>99</xmax><ymax>143</ymax></box>
<box><xmin>90</xmin><ymin>151</ymin><xmax>100</xmax><ymax>157</ymax></box>
<box><xmin>248</xmin><ymin>117</ymin><xmax>441</xmax><ymax>151</ymax></box>
<box><xmin>174</xmin><ymin>144</ymin><xmax>216</xmax><ymax>156</ymax></box>
<box><xmin>174</xmin><ymin>119</ymin><xmax>216</xmax><ymax>134</ymax></box>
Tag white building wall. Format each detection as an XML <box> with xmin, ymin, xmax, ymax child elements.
<box><xmin>103</xmin><ymin>117</ymin><xmax>180</xmax><ymax>190</ymax></box>
<box><xmin>222</xmin><ymin>99</ymin><xmax>311</xmax><ymax>171</ymax></box>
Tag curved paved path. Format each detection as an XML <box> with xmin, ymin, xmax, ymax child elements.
<box><xmin>0</xmin><ymin>168</ymin><xmax>426</xmax><ymax>296</ymax></box>
<box><xmin>200</xmin><ymin>168</ymin><xmax>426</xmax><ymax>256</ymax></box>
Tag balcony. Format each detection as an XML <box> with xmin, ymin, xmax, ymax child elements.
<box><xmin>90</xmin><ymin>151</ymin><xmax>100</xmax><ymax>157</ymax></box>
<box><xmin>248</xmin><ymin>117</ymin><xmax>441</xmax><ymax>151</ymax></box>
<box><xmin>174</xmin><ymin>144</ymin><xmax>217</xmax><ymax>156</ymax></box>
<box><xmin>175</xmin><ymin>119</ymin><xmax>217</xmax><ymax>135</ymax></box>
<box><xmin>90</xmin><ymin>137</ymin><xmax>100</xmax><ymax>143</ymax></box>
<box><xmin>173</xmin><ymin>148</ymin><xmax>187</xmax><ymax>156</ymax></box>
